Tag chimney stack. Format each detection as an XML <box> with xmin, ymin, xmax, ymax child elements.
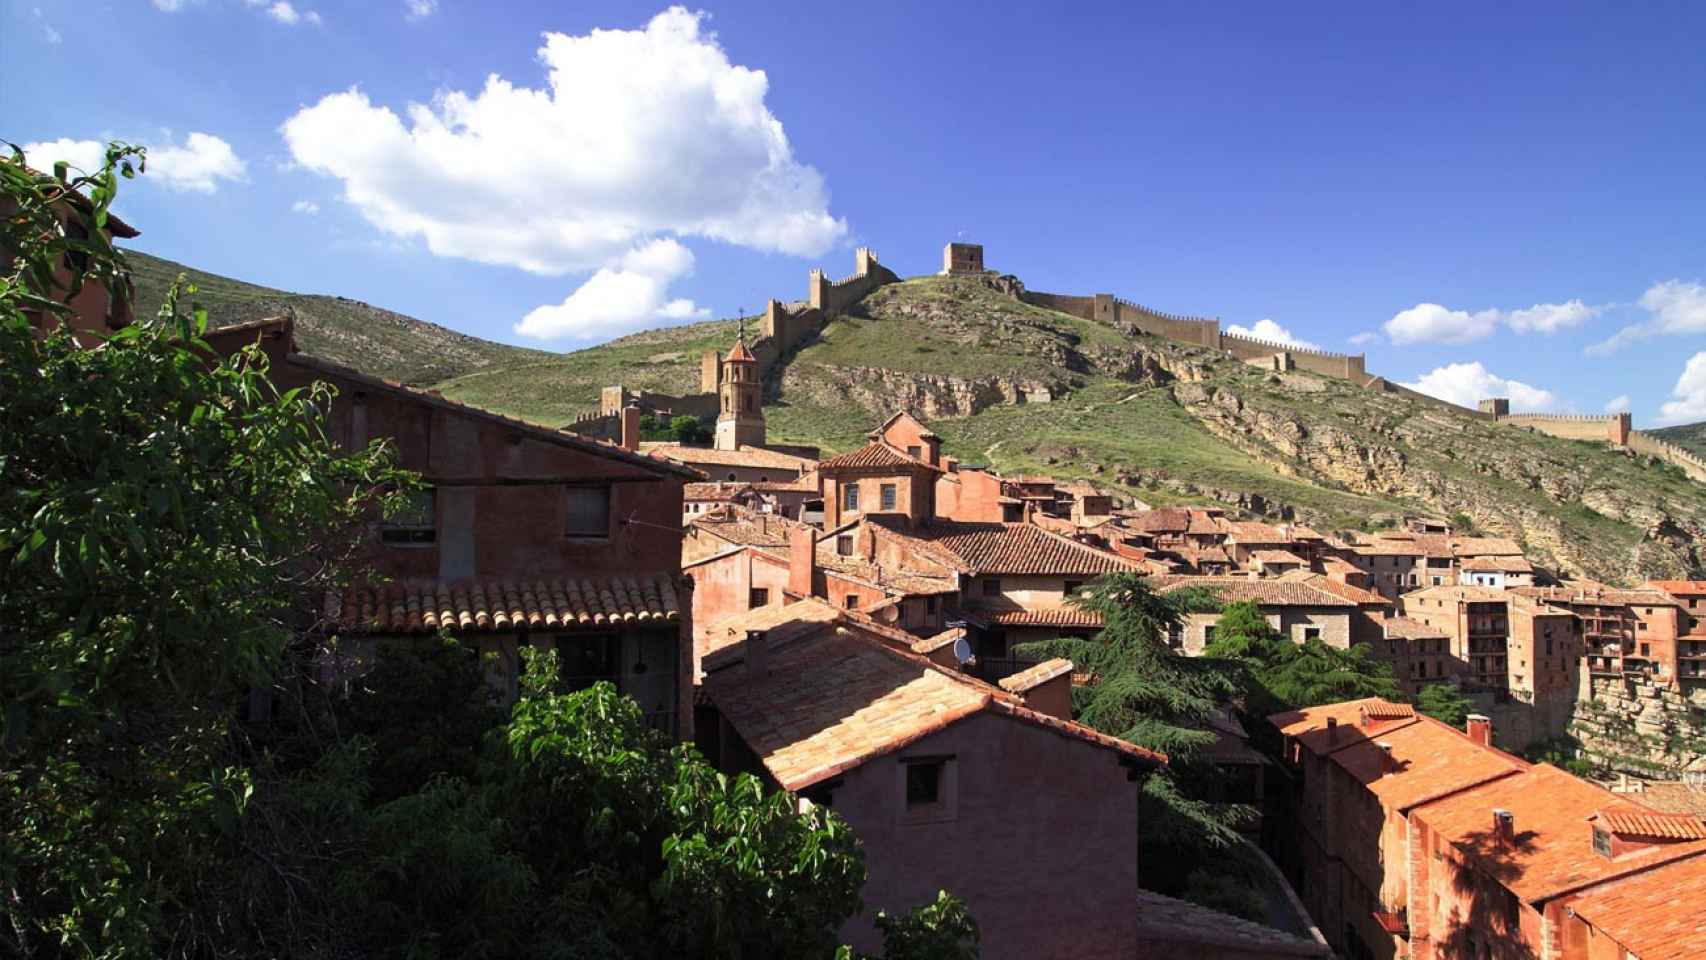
<box><xmin>1375</xmin><ymin>741</ymin><xmax>1396</xmax><ymax>774</ymax></box>
<box><xmin>619</xmin><ymin>405</ymin><xmax>641</xmax><ymax>452</ymax></box>
<box><xmin>1466</xmin><ymin>714</ymin><xmax>1493</xmax><ymax>747</ymax></box>
<box><xmin>1493</xmin><ymin>808</ymin><xmax>1515</xmax><ymax>846</ymax></box>
<box><xmin>788</xmin><ymin>524</ymin><xmax>816</xmax><ymax>599</ymax></box>
<box><xmin>1326</xmin><ymin>716</ymin><xmax>1340</xmax><ymax>744</ymax></box>
<box><xmin>744</xmin><ymin>629</ymin><xmax>768</xmax><ymax>677</ymax></box>
<box><xmin>1358</xmin><ymin>705</ymin><xmax>1371</xmax><ymax>729</ymax></box>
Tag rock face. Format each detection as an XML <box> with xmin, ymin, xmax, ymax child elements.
<box><xmin>780</xmin><ymin>364</ymin><xmax>1061</xmax><ymax>419</ymax></box>
<box><xmin>1570</xmin><ymin>676</ymin><xmax>1706</xmax><ymax>776</ymax></box>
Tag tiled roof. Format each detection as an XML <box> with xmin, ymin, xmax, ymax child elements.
<box><xmin>1223</xmin><ymin>521</ymin><xmax>1288</xmax><ymax>542</ymax></box>
<box><xmin>1597</xmin><ymin>810</ymin><xmax>1706</xmax><ymax>840</ymax></box>
<box><xmin>1125</xmin><ymin>508</ymin><xmax>1189</xmax><ymax>534</ymax></box>
<box><xmin>1352</xmin><ymin>538</ymin><xmax>1427</xmax><ymax>557</ymax></box>
<box><xmin>977</xmin><ymin>606</ymin><xmax>1105</xmax><ymax>629</ymax></box>
<box><xmin>1151</xmin><ymin>576</ymin><xmax>1356</xmax><ymax>608</ymax></box>
<box><xmin>700</xmin><ymin>600</ymin><xmax>1164</xmax><ymax>791</ymax></box>
<box><xmin>1450</xmin><ymin>536</ymin><xmax>1524</xmax><ymax>557</ymax></box>
<box><xmin>337</xmin><ymin>575</ymin><xmax>682</xmax><ymax>633</ymax></box>
<box><xmin>1383</xmin><ymin>616</ymin><xmax>1449</xmax><ymax>640</ymax></box>
<box><xmin>1403</xmin><ymin>583</ymin><xmax>1510</xmax><ymax>604</ymax></box>
<box><xmin>642</xmin><ymin>442</ymin><xmax>817</xmax><ymax>472</ymax></box>
<box><xmin>1514</xmin><ymin>585</ymin><xmax>1678</xmax><ymax>607</ymax></box>
<box><xmin>284</xmin><ymin>353</ymin><xmax>704</xmax><ymax>480</ymax></box>
<box><xmin>817</xmin><ymin>441</ymin><xmax>941</xmax><ymax>472</ymax></box>
<box><xmin>1461</xmin><ymin>554</ymin><xmax>1535</xmax><ymax>572</ymax></box>
<box><xmin>918</xmin><ymin>521</ymin><xmax>1139</xmax><ymax>576</ymax></box>
<box><xmin>911</xmin><ymin>626</ymin><xmax>964</xmax><ymax>656</ymax></box>
<box><xmin>1648</xmin><ymin>580</ymin><xmax>1706</xmax><ymax>596</ymax></box>
<box><xmin>689</xmin><ymin>513</ymin><xmax>797</xmax><ymax>548</ymax></box>
<box><xmin>1131</xmin><ymin>890</ymin><xmax>1331</xmax><ymax>957</ymax></box>
<box><xmin>1419</xmin><ymin>765</ymin><xmax>1706</xmax><ymax>902</ymax></box>
<box><xmin>1565</xmin><ymin>854</ymin><xmax>1706</xmax><ymax>960</ymax></box>
<box><xmin>684</xmin><ymin>481</ymin><xmax>755</xmax><ymax>501</ymax></box>
<box><xmin>1185</xmin><ymin>512</ymin><xmax>1224</xmax><ymax>536</ymax></box>
<box><xmin>725</xmin><ymin>337</ymin><xmax>756</xmax><ymax>363</ymax></box>
<box><xmin>1363</xmin><ymin>701</ymin><xmax>1415</xmax><ymax>720</ymax></box>
<box><xmin>811</xmin><ymin>546</ymin><xmax>959</xmax><ymax>596</ymax></box>
<box><xmin>1251</xmin><ymin>549</ymin><xmax>1307</xmax><ymax>565</ymax></box>
<box><xmin>1180</xmin><ymin>544</ymin><xmax>1232</xmax><ymax>564</ymax></box>
<box><xmin>998</xmin><ymin>658</ymin><xmax>1074</xmax><ymax>692</ymax></box>
<box><xmin>1282</xmin><ymin>573</ymin><xmax>1389</xmax><ymax>607</ymax></box>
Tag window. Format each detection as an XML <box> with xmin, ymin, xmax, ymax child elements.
<box><xmin>1546</xmin><ymin>636</ymin><xmax>1554</xmax><ymax>656</ymax></box>
<box><xmin>925</xmin><ymin>596</ymin><xmax>939</xmax><ymax>615</ymax></box>
<box><xmin>1592</xmin><ymin>827</ymin><xmax>1612</xmax><ymax>858</ymax></box>
<box><xmin>1064</xmin><ymin>580</ymin><xmax>1083</xmax><ymax>597</ymax></box>
<box><xmin>749</xmin><ymin>588</ymin><xmax>769</xmax><ymax>609</ymax></box>
<box><xmin>727</xmin><ymin>473</ymin><xmax>736</xmax><ymax>482</ymax></box>
<box><xmin>1203</xmin><ymin>625</ymin><xmax>1218</xmax><ymax>644</ymax></box>
<box><xmin>1303</xmin><ymin>626</ymin><xmax>1322</xmax><ymax>642</ymax></box>
<box><xmin>843</xmin><ymin>484</ymin><xmax>860</xmax><ymax>511</ymax></box>
<box><xmin>906</xmin><ymin>445</ymin><xmax>921</xmax><ymax>459</ymax></box>
<box><xmin>837</xmin><ymin>534</ymin><xmax>854</xmax><ymax>557</ymax></box>
<box><xmin>565</xmin><ymin>486</ymin><xmax>612</xmax><ymax>538</ymax></box>
<box><xmin>982</xmin><ymin>578</ymin><xmax>1002</xmax><ymax>597</ymax></box>
<box><xmin>381</xmin><ymin>488</ymin><xmax>436</xmax><ymax>544</ymax></box>
<box><xmin>880</xmin><ymin>483</ymin><xmax>898</xmax><ymax>511</ymax></box>
<box><xmin>845</xmin><ymin>594</ymin><xmax>859</xmax><ymax>610</ymax></box>
<box><xmin>905</xmin><ymin>760</ymin><xmax>943</xmax><ymax>806</ymax></box>
<box><xmin>558</xmin><ymin>634</ymin><xmax>621</xmax><ymax>692</ymax></box>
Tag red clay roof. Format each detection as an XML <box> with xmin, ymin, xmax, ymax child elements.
<box><xmin>700</xmin><ymin>600</ymin><xmax>1163</xmax><ymax>791</ymax></box>
<box><xmin>1564</xmin><ymin>852</ymin><xmax>1706</xmax><ymax>959</ymax></box>
<box><xmin>337</xmin><ymin>575</ymin><xmax>682</xmax><ymax>633</ymax></box>
<box><xmin>1598</xmin><ymin>810</ymin><xmax>1706</xmax><ymax>840</ymax></box>
<box><xmin>1283</xmin><ymin>573</ymin><xmax>1390</xmax><ymax>607</ymax></box>
<box><xmin>920</xmin><ymin>521</ymin><xmax>1139</xmax><ymax>576</ymax></box>
<box><xmin>1418</xmin><ymin>765</ymin><xmax>1706</xmax><ymax>903</ymax></box>
<box><xmin>1648</xmin><ymin>580</ymin><xmax>1706</xmax><ymax>595</ymax></box>
<box><xmin>1450</xmin><ymin>536</ymin><xmax>1524</xmax><ymax>557</ymax></box>
<box><xmin>684</xmin><ymin>481</ymin><xmax>755</xmax><ymax>501</ymax></box>
<box><xmin>1383</xmin><ymin>616</ymin><xmax>1449</xmax><ymax>640</ymax></box>
<box><xmin>725</xmin><ymin>337</ymin><xmax>756</xmax><ymax>363</ymax></box>
<box><xmin>977</xmin><ymin>606</ymin><xmax>1105</xmax><ymax>629</ymax></box>
<box><xmin>643</xmin><ymin>442</ymin><xmax>817</xmax><ymax>472</ymax></box>
<box><xmin>1251</xmin><ymin>549</ymin><xmax>1307</xmax><ymax>565</ymax></box>
<box><xmin>1460</xmin><ymin>554</ymin><xmax>1535</xmax><ymax>572</ymax></box>
<box><xmin>1151</xmin><ymin>575</ymin><xmax>1356</xmax><ymax>608</ymax></box>
<box><xmin>688</xmin><ymin>512</ymin><xmax>798</xmax><ymax>548</ymax></box>
<box><xmin>817</xmin><ymin>440</ymin><xmax>942</xmax><ymax>472</ymax></box>
<box><xmin>998</xmin><ymin>658</ymin><xmax>1075</xmax><ymax>692</ymax></box>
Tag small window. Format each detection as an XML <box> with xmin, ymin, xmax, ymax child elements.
<box><xmin>836</xmin><ymin>534</ymin><xmax>854</xmax><ymax>557</ymax></box>
<box><xmin>1303</xmin><ymin>626</ymin><xmax>1322</xmax><ymax>642</ymax></box>
<box><xmin>565</xmin><ymin>486</ymin><xmax>612</xmax><ymax>539</ymax></box>
<box><xmin>1064</xmin><ymin>580</ymin><xmax>1083</xmax><ymax>597</ymax></box>
<box><xmin>726</xmin><ymin>473</ymin><xmax>737</xmax><ymax>482</ymax></box>
<box><xmin>845</xmin><ymin>594</ymin><xmax>859</xmax><ymax>610</ymax></box>
<box><xmin>925</xmin><ymin>596</ymin><xmax>939</xmax><ymax>615</ymax></box>
<box><xmin>906</xmin><ymin>445</ymin><xmax>921</xmax><ymax>459</ymax></box>
<box><xmin>381</xmin><ymin>488</ymin><xmax>436</xmax><ymax>544</ymax></box>
<box><xmin>982</xmin><ymin>578</ymin><xmax>1002</xmax><ymax>597</ymax></box>
<box><xmin>843</xmin><ymin>484</ymin><xmax>860</xmax><ymax>511</ymax></box>
<box><xmin>1203</xmin><ymin>625</ymin><xmax>1218</xmax><ymax>643</ymax></box>
<box><xmin>880</xmin><ymin>483</ymin><xmax>898</xmax><ymax>511</ymax></box>
<box><xmin>749</xmin><ymin>588</ymin><xmax>769</xmax><ymax>609</ymax></box>
<box><xmin>1592</xmin><ymin>827</ymin><xmax>1612</xmax><ymax>858</ymax></box>
<box><xmin>906</xmin><ymin>760</ymin><xmax>943</xmax><ymax>806</ymax></box>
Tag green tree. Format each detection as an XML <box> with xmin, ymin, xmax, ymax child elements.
<box><xmin>1203</xmin><ymin>600</ymin><xmax>1401</xmax><ymax>714</ymax></box>
<box><xmin>1415</xmin><ymin>682</ymin><xmax>1476</xmax><ymax>729</ymax></box>
<box><xmin>857</xmin><ymin>890</ymin><xmax>980</xmax><ymax>960</ymax></box>
<box><xmin>671</xmin><ymin>413</ymin><xmax>709</xmax><ymax>444</ymax></box>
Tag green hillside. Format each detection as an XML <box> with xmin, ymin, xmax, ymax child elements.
<box><xmin>118</xmin><ymin>249</ymin><xmax>1706</xmax><ymax>584</ymax></box>
<box><xmin>123</xmin><ymin>248</ymin><xmax>549</xmax><ymax>385</ymax></box>
<box><xmin>1654</xmin><ymin>421</ymin><xmax>1706</xmax><ymax>460</ymax></box>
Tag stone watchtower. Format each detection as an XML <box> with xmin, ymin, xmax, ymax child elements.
<box><xmin>1478</xmin><ymin>398</ymin><xmax>1511</xmax><ymax>418</ymax></box>
<box><xmin>713</xmin><ymin>327</ymin><xmax>765</xmax><ymax>451</ymax></box>
<box><xmin>942</xmin><ymin>242</ymin><xmax>984</xmax><ymax>275</ymax></box>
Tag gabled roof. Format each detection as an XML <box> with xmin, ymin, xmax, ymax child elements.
<box><xmin>687</xmin><ymin>512</ymin><xmax>798</xmax><ymax>549</ymax></box>
<box><xmin>1383</xmin><ymin>616</ymin><xmax>1449</xmax><ymax>641</ymax></box>
<box><xmin>1648</xmin><ymin>580</ymin><xmax>1706</xmax><ymax>596</ymax></box>
<box><xmin>1151</xmin><ymin>575</ymin><xmax>1356</xmax><ymax>608</ymax></box>
<box><xmin>725</xmin><ymin>336</ymin><xmax>756</xmax><ymax>363</ymax></box>
<box><xmin>1279</xmin><ymin>572</ymin><xmax>1390</xmax><ymax>607</ymax></box>
<box><xmin>1450</xmin><ymin>535</ymin><xmax>1525</xmax><ymax>558</ymax></box>
<box><xmin>1460</xmin><ymin>554</ymin><xmax>1535</xmax><ymax>573</ymax></box>
<box><xmin>916</xmin><ymin>521</ymin><xmax>1139</xmax><ymax>576</ymax></box>
<box><xmin>700</xmin><ymin>599</ymin><xmax>1164</xmax><ymax>791</ymax></box>
<box><xmin>684</xmin><ymin>481</ymin><xmax>756</xmax><ymax>501</ymax></box>
<box><xmin>1223</xmin><ymin>521</ymin><xmax>1289</xmax><ymax>542</ymax></box>
<box><xmin>817</xmin><ymin>440</ymin><xmax>942</xmax><ymax>472</ymax></box>
<box><xmin>285</xmin><ymin>351</ymin><xmax>703</xmax><ymax>480</ymax></box>
<box><xmin>874</xmin><ymin>410</ymin><xmax>937</xmax><ymax>439</ymax></box>
<box><xmin>1250</xmin><ymin>549</ymin><xmax>1307</xmax><ymax>565</ymax></box>
<box><xmin>642</xmin><ymin>442</ymin><xmax>817</xmax><ymax>473</ymax></box>
<box><xmin>1564</xmin><ymin>853</ymin><xmax>1706</xmax><ymax>959</ymax></box>
<box><xmin>1125</xmin><ymin>508</ymin><xmax>1190</xmax><ymax>534</ymax></box>
<box><xmin>336</xmin><ymin>575</ymin><xmax>682</xmax><ymax>633</ymax></box>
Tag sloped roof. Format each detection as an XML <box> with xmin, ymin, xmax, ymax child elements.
<box><xmin>700</xmin><ymin>600</ymin><xmax>1163</xmax><ymax>791</ymax></box>
<box><xmin>1280</xmin><ymin>572</ymin><xmax>1390</xmax><ymax>607</ymax></box>
<box><xmin>1648</xmin><ymin>580</ymin><xmax>1706</xmax><ymax>596</ymax></box>
<box><xmin>975</xmin><ymin>606</ymin><xmax>1105</xmax><ymax>629</ymax></box>
<box><xmin>1131</xmin><ymin>890</ymin><xmax>1331</xmax><ymax>957</ymax></box>
<box><xmin>875</xmin><ymin>410</ymin><xmax>937</xmax><ymax>439</ymax></box>
<box><xmin>1383</xmin><ymin>616</ymin><xmax>1449</xmax><ymax>640</ymax></box>
<box><xmin>1564</xmin><ymin>852</ymin><xmax>1706</xmax><ymax>959</ymax></box>
<box><xmin>1461</xmin><ymin>554</ymin><xmax>1535</xmax><ymax>573</ymax></box>
<box><xmin>1223</xmin><ymin>521</ymin><xmax>1289</xmax><ymax>542</ymax></box>
<box><xmin>1151</xmin><ymin>575</ymin><xmax>1356</xmax><ymax>608</ymax></box>
<box><xmin>725</xmin><ymin>337</ymin><xmax>756</xmax><ymax>363</ymax></box>
<box><xmin>1450</xmin><ymin>536</ymin><xmax>1525</xmax><ymax>558</ymax></box>
<box><xmin>643</xmin><ymin>442</ymin><xmax>817</xmax><ymax>473</ymax></box>
<box><xmin>918</xmin><ymin>521</ymin><xmax>1139</xmax><ymax>576</ymax></box>
<box><xmin>684</xmin><ymin>481</ymin><xmax>755</xmax><ymax>501</ymax></box>
<box><xmin>817</xmin><ymin>440</ymin><xmax>942</xmax><ymax>472</ymax></box>
<box><xmin>1126</xmin><ymin>508</ymin><xmax>1190</xmax><ymax>534</ymax></box>
<box><xmin>998</xmin><ymin>658</ymin><xmax>1074</xmax><ymax>692</ymax></box>
<box><xmin>1251</xmin><ymin>549</ymin><xmax>1307</xmax><ymax>565</ymax></box>
<box><xmin>688</xmin><ymin>512</ymin><xmax>799</xmax><ymax>548</ymax></box>
<box><xmin>1597</xmin><ymin>810</ymin><xmax>1706</xmax><ymax>840</ymax></box>
<box><xmin>336</xmin><ymin>575</ymin><xmax>681</xmax><ymax>633</ymax></box>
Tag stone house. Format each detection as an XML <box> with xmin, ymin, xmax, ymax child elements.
<box><xmin>817</xmin><ymin>440</ymin><xmax>944</xmax><ymax>529</ymax></box>
<box><xmin>682</xmin><ymin>481</ymin><xmax>764</xmax><ymax>522</ymax></box>
<box><xmin>1402</xmin><ymin>585</ymin><xmax>1580</xmax><ymax>710</ymax></box>
<box><xmin>1515</xmin><ymin>584</ymin><xmax>1680</xmax><ymax>688</ymax></box>
<box><xmin>1374</xmin><ymin>616</ymin><xmax>1457</xmax><ymax>694</ymax></box>
<box><xmin>934</xmin><ymin>465</ymin><xmax>1026</xmax><ymax>523</ymax></box>
<box><xmin>697</xmin><ymin>599</ymin><xmax>1327</xmax><ymax>960</ymax></box>
<box><xmin>11</xmin><ymin>165</ymin><xmax>140</xmax><ymax>347</ymax></box>
<box><xmin>1152</xmin><ymin>577</ymin><xmax>1358</xmax><ymax>653</ymax></box>
<box><xmin>1456</xmin><ymin>554</ymin><xmax>1536</xmax><ymax>588</ymax></box>
<box><xmin>1347</xmin><ymin>537</ymin><xmax>1427</xmax><ymax>601</ymax></box>
<box><xmin>1647</xmin><ymin>580</ymin><xmax>1706</xmax><ymax>685</ymax></box>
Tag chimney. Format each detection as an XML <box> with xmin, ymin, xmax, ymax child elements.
<box><xmin>744</xmin><ymin>628</ymin><xmax>768</xmax><ymax>677</ymax></box>
<box><xmin>1466</xmin><ymin>714</ymin><xmax>1493</xmax><ymax>747</ymax></box>
<box><xmin>788</xmin><ymin>525</ymin><xmax>816</xmax><ymax>599</ymax></box>
<box><xmin>1375</xmin><ymin>741</ymin><xmax>1396</xmax><ymax>774</ymax></box>
<box><xmin>1358</xmin><ymin>705</ymin><xmax>1371</xmax><ymax>729</ymax></box>
<box><xmin>619</xmin><ymin>405</ymin><xmax>641</xmax><ymax>452</ymax></box>
<box><xmin>1326</xmin><ymin>716</ymin><xmax>1340</xmax><ymax>744</ymax></box>
<box><xmin>1493</xmin><ymin>808</ymin><xmax>1515</xmax><ymax>846</ymax></box>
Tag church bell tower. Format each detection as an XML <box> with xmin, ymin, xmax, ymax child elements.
<box><xmin>714</xmin><ymin>323</ymin><xmax>765</xmax><ymax>451</ymax></box>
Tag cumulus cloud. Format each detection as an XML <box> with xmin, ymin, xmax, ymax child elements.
<box><xmin>280</xmin><ymin>7</ymin><xmax>845</xmax><ymax>276</ymax></box>
<box><xmin>1589</xmin><ymin>279</ymin><xmax>1706</xmax><ymax>355</ymax></box>
<box><xmin>515</xmin><ymin>238</ymin><xmax>710</xmax><ymax>342</ymax></box>
<box><xmin>1604</xmin><ymin>394</ymin><xmax>1631</xmax><ymax>414</ymax></box>
<box><xmin>1401</xmin><ymin>361</ymin><xmax>1559</xmax><ymax>412</ymax></box>
<box><xmin>1657</xmin><ymin>352</ymin><xmax>1706</xmax><ymax>426</ymax></box>
<box><xmin>1504</xmin><ymin>299</ymin><xmax>1601</xmax><ymax>335</ymax></box>
<box><xmin>1348</xmin><ymin>331</ymin><xmax>1378</xmax><ymax>347</ymax></box>
<box><xmin>152</xmin><ymin>0</ymin><xmax>188</xmax><ymax>9</ymax></box>
<box><xmin>32</xmin><ymin>6</ymin><xmax>63</xmax><ymax>44</ymax></box>
<box><xmin>1384</xmin><ymin>303</ymin><xmax>1500</xmax><ymax>346</ymax></box>
<box><xmin>292</xmin><ymin>199</ymin><xmax>320</xmax><ymax>214</ymax></box>
<box><xmin>405</xmin><ymin>0</ymin><xmax>437</xmax><ymax>19</ymax></box>
<box><xmin>1223</xmin><ymin>318</ymin><xmax>1320</xmax><ymax>351</ymax></box>
<box><xmin>21</xmin><ymin>132</ymin><xmax>246</xmax><ymax>193</ymax></box>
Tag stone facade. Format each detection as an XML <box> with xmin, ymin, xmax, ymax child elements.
<box><xmin>941</xmin><ymin>242</ymin><xmax>984</xmax><ymax>274</ymax></box>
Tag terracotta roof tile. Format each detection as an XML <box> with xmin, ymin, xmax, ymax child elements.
<box><xmin>917</xmin><ymin>521</ymin><xmax>1139</xmax><ymax>576</ymax></box>
<box><xmin>911</xmin><ymin>626</ymin><xmax>965</xmax><ymax>656</ymax></box>
<box><xmin>1151</xmin><ymin>575</ymin><xmax>1356</xmax><ymax>608</ymax></box>
<box><xmin>337</xmin><ymin>575</ymin><xmax>681</xmax><ymax>633</ymax></box>
<box><xmin>1450</xmin><ymin>536</ymin><xmax>1524</xmax><ymax>557</ymax></box>
<box><xmin>998</xmin><ymin>658</ymin><xmax>1075</xmax><ymax>692</ymax></box>
<box><xmin>818</xmin><ymin>441</ymin><xmax>941</xmax><ymax>472</ymax></box>
<box><xmin>1126</xmin><ymin>508</ymin><xmax>1190</xmax><ymax>534</ymax></box>
<box><xmin>1648</xmin><ymin>580</ymin><xmax>1706</xmax><ymax>596</ymax></box>
<box><xmin>1598</xmin><ymin>810</ymin><xmax>1706</xmax><ymax>840</ymax></box>
<box><xmin>1383</xmin><ymin>616</ymin><xmax>1449</xmax><ymax>640</ymax></box>
<box><xmin>1251</xmin><ymin>549</ymin><xmax>1307</xmax><ymax>565</ymax></box>
<box><xmin>1282</xmin><ymin>573</ymin><xmax>1390</xmax><ymax>607</ymax></box>
<box><xmin>643</xmin><ymin>442</ymin><xmax>817</xmax><ymax>473</ymax></box>
<box><xmin>1564</xmin><ymin>853</ymin><xmax>1706</xmax><ymax>959</ymax></box>
<box><xmin>684</xmin><ymin>481</ymin><xmax>755</xmax><ymax>501</ymax></box>
<box><xmin>978</xmin><ymin>606</ymin><xmax>1105</xmax><ymax>629</ymax></box>
<box><xmin>1461</xmin><ymin>554</ymin><xmax>1535</xmax><ymax>572</ymax></box>
<box><xmin>1131</xmin><ymin>890</ymin><xmax>1331</xmax><ymax>957</ymax></box>
<box><xmin>1223</xmin><ymin>521</ymin><xmax>1288</xmax><ymax>542</ymax></box>
<box><xmin>701</xmin><ymin>600</ymin><xmax>1163</xmax><ymax>791</ymax></box>
<box><xmin>689</xmin><ymin>512</ymin><xmax>799</xmax><ymax>548</ymax></box>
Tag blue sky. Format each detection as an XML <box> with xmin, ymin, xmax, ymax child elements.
<box><xmin>6</xmin><ymin>1</ymin><xmax>1705</xmax><ymax>425</ymax></box>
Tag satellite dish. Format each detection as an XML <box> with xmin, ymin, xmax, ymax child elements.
<box><xmin>953</xmin><ymin>635</ymin><xmax>973</xmax><ymax>665</ymax></box>
<box><xmin>877</xmin><ymin>604</ymin><xmax>900</xmax><ymax>624</ymax></box>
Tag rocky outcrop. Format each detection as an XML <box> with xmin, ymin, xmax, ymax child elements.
<box><xmin>780</xmin><ymin>364</ymin><xmax>1063</xmax><ymax>419</ymax></box>
<box><xmin>1571</xmin><ymin>677</ymin><xmax>1706</xmax><ymax>777</ymax></box>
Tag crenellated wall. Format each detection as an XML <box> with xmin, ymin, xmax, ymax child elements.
<box><xmin>1628</xmin><ymin>430</ymin><xmax>1706</xmax><ymax>483</ymax></box>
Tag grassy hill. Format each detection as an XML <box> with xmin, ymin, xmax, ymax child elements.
<box><xmin>1654</xmin><ymin>421</ymin><xmax>1706</xmax><ymax>460</ymax></box>
<box><xmin>123</xmin><ymin>248</ymin><xmax>549</xmax><ymax>385</ymax></box>
<box><xmin>119</xmin><ymin>250</ymin><xmax>1706</xmax><ymax>584</ymax></box>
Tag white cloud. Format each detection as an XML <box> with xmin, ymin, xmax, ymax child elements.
<box><xmin>263</xmin><ymin>2</ymin><xmax>320</xmax><ymax>25</ymax></box>
<box><xmin>280</xmin><ymin>6</ymin><xmax>845</xmax><ymax>276</ymax></box>
<box><xmin>1504</xmin><ymin>299</ymin><xmax>1601</xmax><ymax>335</ymax></box>
<box><xmin>515</xmin><ymin>238</ymin><xmax>710</xmax><ymax>342</ymax></box>
<box><xmin>292</xmin><ymin>199</ymin><xmax>320</xmax><ymax>214</ymax></box>
<box><xmin>1348</xmin><ymin>331</ymin><xmax>1378</xmax><ymax>347</ymax></box>
<box><xmin>21</xmin><ymin>132</ymin><xmax>246</xmax><ymax>194</ymax></box>
<box><xmin>1604</xmin><ymin>395</ymin><xmax>1631</xmax><ymax>414</ymax></box>
<box><xmin>152</xmin><ymin>0</ymin><xmax>188</xmax><ymax>9</ymax></box>
<box><xmin>1589</xmin><ymin>279</ymin><xmax>1706</xmax><ymax>355</ymax></box>
<box><xmin>405</xmin><ymin>0</ymin><xmax>437</xmax><ymax>20</ymax></box>
<box><xmin>1384</xmin><ymin>303</ymin><xmax>1500</xmax><ymax>346</ymax></box>
<box><xmin>1223</xmin><ymin>318</ymin><xmax>1320</xmax><ymax>351</ymax></box>
<box><xmin>1401</xmin><ymin>361</ymin><xmax>1559</xmax><ymax>412</ymax></box>
<box><xmin>32</xmin><ymin>7</ymin><xmax>62</xmax><ymax>44</ymax></box>
<box><xmin>1657</xmin><ymin>352</ymin><xmax>1706</xmax><ymax>426</ymax></box>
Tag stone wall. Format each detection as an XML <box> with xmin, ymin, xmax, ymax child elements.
<box><xmin>1568</xmin><ymin>674</ymin><xmax>1706</xmax><ymax>778</ymax></box>
<box><xmin>1628</xmin><ymin>430</ymin><xmax>1706</xmax><ymax>483</ymax></box>
<box><xmin>1491</xmin><ymin>412</ymin><xmax>1631</xmax><ymax>445</ymax></box>
<box><xmin>1218</xmin><ymin>331</ymin><xmax>1367</xmax><ymax>380</ymax></box>
<box><xmin>599</xmin><ymin>385</ymin><xmax>718</xmax><ymax>420</ymax></box>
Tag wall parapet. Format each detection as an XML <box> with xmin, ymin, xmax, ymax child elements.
<box><xmin>1628</xmin><ymin>430</ymin><xmax>1706</xmax><ymax>483</ymax></box>
<box><xmin>1218</xmin><ymin>330</ymin><xmax>1359</xmax><ymax>361</ymax></box>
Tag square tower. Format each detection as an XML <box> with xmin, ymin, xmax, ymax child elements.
<box><xmin>942</xmin><ymin>242</ymin><xmax>984</xmax><ymax>275</ymax></box>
